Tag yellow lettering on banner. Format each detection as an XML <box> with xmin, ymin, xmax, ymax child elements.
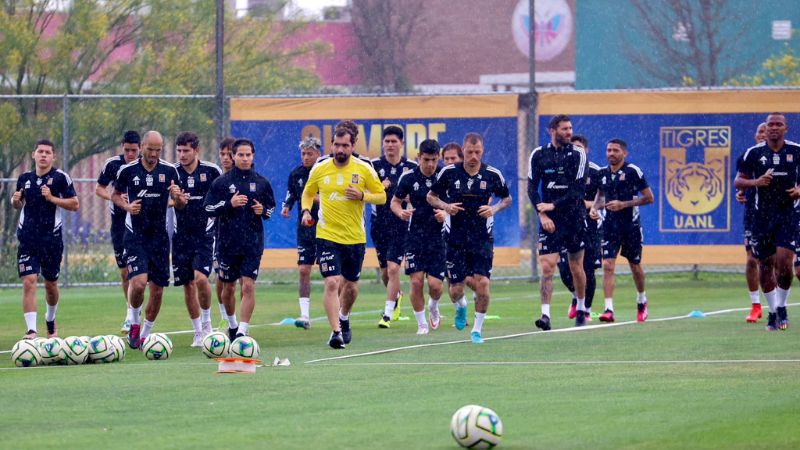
<box><xmin>429</xmin><ymin>123</ymin><xmax>446</xmax><ymax>144</ymax></box>
<box><xmin>674</xmin><ymin>215</ymin><xmax>715</xmax><ymax>229</ymax></box>
<box><xmin>405</xmin><ymin>124</ymin><xmax>427</xmax><ymax>159</ymax></box>
<box><xmin>300</xmin><ymin>125</ymin><xmax>321</xmax><ymax>141</ymax></box>
<box><xmin>365</xmin><ymin>124</ymin><xmax>383</xmax><ymax>157</ymax></box>
<box><xmin>322</xmin><ymin>125</ymin><xmax>333</xmax><ymax>152</ymax></box>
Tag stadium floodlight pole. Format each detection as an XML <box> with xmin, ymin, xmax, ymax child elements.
<box><xmin>215</xmin><ymin>0</ymin><xmax>225</xmax><ymax>145</ymax></box>
<box><xmin>62</xmin><ymin>95</ymin><xmax>71</xmax><ymax>287</ymax></box>
<box><xmin>528</xmin><ymin>0</ymin><xmax>539</xmax><ymax>282</ymax></box>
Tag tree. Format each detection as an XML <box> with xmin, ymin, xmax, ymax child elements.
<box><xmin>728</xmin><ymin>45</ymin><xmax>800</xmax><ymax>87</ymax></box>
<box><xmin>350</xmin><ymin>0</ymin><xmax>425</xmax><ymax>92</ymax></box>
<box><xmin>622</xmin><ymin>0</ymin><xmax>753</xmax><ymax>87</ymax></box>
<box><xmin>0</xmin><ymin>0</ymin><xmax>324</xmax><ymax>280</ymax></box>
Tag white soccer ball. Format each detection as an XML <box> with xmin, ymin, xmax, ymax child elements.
<box><xmin>142</xmin><ymin>333</ymin><xmax>173</xmax><ymax>360</ymax></box>
<box><xmin>450</xmin><ymin>405</ymin><xmax>503</xmax><ymax>449</ymax></box>
<box><xmin>107</xmin><ymin>335</ymin><xmax>127</xmax><ymax>362</ymax></box>
<box><xmin>62</xmin><ymin>336</ymin><xmax>89</xmax><ymax>365</ymax></box>
<box><xmin>230</xmin><ymin>336</ymin><xmax>260</xmax><ymax>359</ymax></box>
<box><xmin>38</xmin><ymin>337</ymin><xmax>66</xmax><ymax>365</ymax></box>
<box><xmin>201</xmin><ymin>332</ymin><xmax>230</xmax><ymax>358</ymax></box>
<box><xmin>79</xmin><ymin>336</ymin><xmax>91</xmax><ymax>346</ymax></box>
<box><xmin>11</xmin><ymin>339</ymin><xmax>42</xmax><ymax>367</ymax></box>
<box><xmin>88</xmin><ymin>335</ymin><xmax>116</xmax><ymax>363</ymax></box>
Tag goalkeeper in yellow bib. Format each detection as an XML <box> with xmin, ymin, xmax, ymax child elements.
<box><xmin>301</xmin><ymin>126</ymin><xmax>386</xmax><ymax>349</ymax></box>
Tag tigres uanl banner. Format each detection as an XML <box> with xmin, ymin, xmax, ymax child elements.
<box><xmin>538</xmin><ymin>90</ymin><xmax>800</xmax><ymax>264</ymax></box>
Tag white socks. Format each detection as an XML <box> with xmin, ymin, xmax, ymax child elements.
<box><xmin>541</xmin><ymin>303</ymin><xmax>550</xmax><ymax>317</ymax></box>
<box><xmin>472</xmin><ymin>312</ymin><xmax>485</xmax><ymax>333</ymax></box>
<box><xmin>299</xmin><ymin>297</ymin><xmax>310</xmax><ymax>318</ymax></box>
<box><xmin>131</xmin><ymin>306</ymin><xmax>142</xmax><ymax>325</ymax></box>
<box><xmin>414</xmin><ymin>310</ymin><xmax>426</xmax><ymax>327</ymax></box>
<box><xmin>339</xmin><ymin>310</ymin><xmax>349</xmax><ymax>321</ymax></box>
<box><xmin>576</xmin><ymin>298</ymin><xmax>586</xmax><ymax>312</ymax></box>
<box><xmin>238</xmin><ymin>322</ymin><xmax>249</xmax><ymax>336</ymax></box>
<box><xmin>126</xmin><ymin>306</ymin><xmax>135</xmax><ymax>322</ymax></box>
<box><xmin>218</xmin><ymin>303</ymin><xmax>227</xmax><ymax>318</ymax></box>
<box><xmin>637</xmin><ymin>291</ymin><xmax>647</xmax><ymax>304</ymax></box>
<box><xmin>227</xmin><ymin>313</ymin><xmax>238</xmax><ymax>329</ymax></box>
<box><xmin>456</xmin><ymin>296</ymin><xmax>467</xmax><ymax>308</ymax></box>
<box><xmin>24</xmin><ymin>312</ymin><xmax>37</xmax><ymax>332</ymax></box>
<box><xmin>141</xmin><ymin>320</ymin><xmax>155</xmax><ymax>340</ymax></box>
<box><xmin>749</xmin><ymin>291</ymin><xmax>761</xmax><ymax>305</ymax></box>
<box><xmin>384</xmin><ymin>300</ymin><xmax>395</xmax><ymax>318</ymax></box>
<box><xmin>776</xmin><ymin>287</ymin><xmax>790</xmax><ymax>308</ymax></box>
<box><xmin>428</xmin><ymin>297</ymin><xmax>439</xmax><ymax>311</ymax></box>
<box><xmin>200</xmin><ymin>308</ymin><xmax>211</xmax><ymax>324</ymax></box>
<box><xmin>191</xmin><ymin>317</ymin><xmax>202</xmax><ymax>333</ymax></box>
<box><xmin>605</xmin><ymin>298</ymin><xmax>614</xmax><ymax>312</ymax></box>
<box><xmin>764</xmin><ymin>289</ymin><xmax>777</xmax><ymax>313</ymax></box>
<box><xmin>45</xmin><ymin>303</ymin><xmax>58</xmax><ymax>322</ymax></box>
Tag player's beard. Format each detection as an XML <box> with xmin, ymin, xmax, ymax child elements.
<box><xmin>335</xmin><ymin>152</ymin><xmax>349</xmax><ymax>164</ymax></box>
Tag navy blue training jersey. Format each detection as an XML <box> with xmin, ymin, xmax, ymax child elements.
<box><xmin>430</xmin><ymin>162</ymin><xmax>510</xmax><ymax>245</ymax></box>
<box><xmin>527</xmin><ymin>142</ymin><xmax>588</xmax><ymax>220</ymax></box>
<box><xmin>393</xmin><ymin>166</ymin><xmax>443</xmax><ymax>239</ymax></box>
<box><xmin>738</xmin><ymin>141</ymin><xmax>800</xmax><ymax>214</ymax></box>
<box><xmin>282</xmin><ymin>164</ymin><xmax>319</xmax><ymax>240</ymax></box>
<box><xmin>16</xmin><ymin>168</ymin><xmax>77</xmax><ymax>241</ymax></box>
<box><xmin>597</xmin><ymin>162</ymin><xmax>649</xmax><ymax>232</ymax></box>
<box><xmin>114</xmin><ymin>159</ymin><xmax>181</xmax><ymax>236</ymax></box>
<box><xmin>585</xmin><ymin>161</ymin><xmax>602</xmax><ymax>231</ymax></box>
<box><xmin>174</xmin><ymin>161</ymin><xmax>222</xmax><ymax>236</ymax></box>
<box><xmin>734</xmin><ymin>151</ymin><xmax>756</xmax><ymax>221</ymax></box>
<box><xmin>97</xmin><ymin>155</ymin><xmax>129</xmax><ymax>233</ymax></box>
<box><xmin>204</xmin><ymin>166</ymin><xmax>276</xmax><ymax>256</ymax></box>
<box><xmin>371</xmin><ymin>156</ymin><xmax>418</xmax><ymax>229</ymax></box>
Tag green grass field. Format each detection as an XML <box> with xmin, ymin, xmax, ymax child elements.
<box><xmin>1</xmin><ymin>273</ymin><xmax>799</xmax><ymax>449</ymax></box>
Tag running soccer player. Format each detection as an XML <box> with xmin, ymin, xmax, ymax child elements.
<box><xmin>213</xmin><ymin>137</ymin><xmax>237</xmax><ymax>331</ymax></box>
<box><xmin>594</xmin><ymin>138</ymin><xmax>654</xmax><ymax>323</ymax></box>
<box><xmin>300</xmin><ymin>126</ymin><xmax>386</xmax><ymax>349</ymax></box>
<box><xmin>95</xmin><ymin>130</ymin><xmax>141</xmax><ymax>333</ymax></box>
<box><xmin>372</xmin><ymin>126</ymin><xmax>418</xmax><ymax>328</ymax></box>
<box><xmin>392</xmin><ymin>139</ymin><xmax>446</xmax><ymax>335</ymax></box>
<box><xmin>172</xmin><ymin>131</ymin><xmax>222</xmax><ymax>346</ymax></box>
<box><xmin>281</xmin><ymin>135</ymin><xmax>322</xmax><ymax>329</ymax></box>
<box><xmin>736</xmin><ymin>123</ymin><xmax>767</xmax><ymax>322</ymax></box>
<box><xmin>316</xmin><ymin>120</ymin><xmax>372</xmax><ymax>165</ymax></box>
<box><xmin>559</xmin><ymin>135</ymin><xmax>602</xmax><ymax>321</ymax></box>
<box><xmin>527</xmin><ymin>115</ymin><xmax>589</xmax><ymax>330</ymax></box>
<box><xmin>204</xmin><ymin>138</ymin><xmax>276</xmax><ymax>340</ymax></box>
<box><xmin>112</xmin><ymin>131</ymin><xmax>185</xmax><ymax>348</ymax></box>
<box><xmin>13</xmin><ymin>139</ymin><xmax>80</xmax><ymax>339</ymax></box>
<box><xmin>734</xmin><ymin>113</ymin><xmax>800</xmax><ymax>331</ymax></box>
<box><xmin>427</xmin><ymin>133</ymin><xmax>512</xmax><ymax>344</ymax></box>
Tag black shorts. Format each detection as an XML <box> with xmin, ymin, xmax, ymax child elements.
<box><xmin>316</xmin><ymin>238</ymin><xmax>365</xmax><ymax>282</ymax></box>
<box><xmin>446</xmin><ymin>241</ymin><xmax>493</xmax><ymax>284</ymax></box>
<box><xmin>750</xmin><ymin>214</ymin><xmax>795</xmax><ymax>261</ymax></box>
<box><xmin>297</xmin><ymin>234</ymin><xmax>317</xmax><ymax>266</ymax></box>
<box><xmin>217</xmin><ymin>252</ymin><xmax>261</xmax><ymax>282</ymax></box>
<box><xmin>371</xmin><ymin>225</ymin><xmax>406</xmax><ymax>268</ymax></box>
<box><xmin>558</xmin><ymin>225</ymin><xmax>601</xmax><ymax>273</ymax></box>
<box><xmin>602</xmin><ymin>226</ymin><xmax>643</xmax><ymax>264</ymax></box>
<box><xmin>405</xmin><ymin>237</ymin><xmax>446</xmax><ymax>280</ymax></box>
<box><xmin>538</xmin><ymin>216</ymin><xmax>586</xmax><ymax>256</ymax></box>
<box><xmin>124</xmin><ymin>232</ymin><xmax>171</xmax><ymax>287</ymax></box>
<box><xmin>743</xmin><ymin>211</ymin><xmax>754</xmax><ymax>254</ymax></box>
<box><xmin>17</xmin><ymin>237</ymin><xmax>63</xmax><ymax>281</ymax></box>
<box><xmin>111</xmin><ymin>223</ymin><xmax>126</xmax><ymax>268</ymax></box>
<box><xmin>171</xmin><ymin>231</ymin><xmax>214</xmax><ymax>286</ymax></box>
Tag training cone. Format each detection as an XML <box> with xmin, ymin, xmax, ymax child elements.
<box><xmin>688</xmin><ymin>310</ymin><xmax>706</xmax><ymax>318</ymax></box>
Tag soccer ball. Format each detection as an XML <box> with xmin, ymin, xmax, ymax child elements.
<box><xmin>38</xmin><ymin>337</ymin><xmax>66</xmax><ymax>365</ymax></box>
<box><xmin>79</xmin><ymin>336</ymin><xmax>91</xmax><ymax>346</ymax></box>
<box><xmin>201</xmin><ymin>332</ymin><xmax>230</xmax><ymax>358</ymax></box>
<box><xmin>230</xmin><ymin>336</ymin><xmax>260</xmax><ymax>359</ymax></box>
<box><xmin>11</xmin><ymin>340</ymin><xmax>42</xmax><ymax>367</ymax></box>
<box><xmin>142</xmin><ymin>333</ymin><xmax>173</xmax><ymax>360</ymax></box>
<box><xmin>450</xmin><ymin>405</ymin><xmax>503</xmax><ymax>449</ymax></box>
<box><xmin>88</xmin><ymin>335</ymin><xmax>116</xmax><ymax>363</ymax></box>
<box><xmin>62</xmin><ymin>336</ymin><xmax>89</xmax><ymax>365</ymax></box>
<box><xmin>107</xmin><ymin>335</ymin><xmax>127</xmax><ymax>362</ymax></box>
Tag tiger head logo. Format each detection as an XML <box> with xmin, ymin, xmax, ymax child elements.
<box><xmin>664</xmin><ymin>158</ymin><xmax>725</xmax><ymax>215</ymax></box>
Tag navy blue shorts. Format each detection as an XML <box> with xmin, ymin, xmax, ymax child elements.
<box><xmin>405</xmin><ymin>237</ymin><xmax>446</xmax><ymax>280</ymax></box>
<box><xmin>446</xmin><ymin>241</ymin><xmax>493</xmax><ymax>284</ymax></box>
<box><xmin>750</xmin><ymin>214</ymin><xmax>795</xmax><ymax>261</ymax></box>
<box><xmin>602</xmin><ymin>226</ymin><xmax>643</xmax><ymax>264</ymax></box>
<box><xmin>538</xmin><ymin>215</ymin><xmax>586</xmax><ymax>256</ymax></box>
<box><xmin>124</xmin><ymin>232</ymin><xmax>171</xmax><ymax>287</ymax></box>
<box><xmin>171</xmin><ymin>231</ymin><xmax>214</xmax><ymax>286</ymax></box>
<box><xmin>17</xmin><ymin>237</ymin><xmax>63</xmax><ymax>281</ymax></box>
<box><xmin>217</xmin><ymin>252</ymin><xmax>261</xmax><ymax>282</ymax></box>
<box><xmin>316</xmin><ymin>238</ymin><xmax>365</xmax><ymax>282</ymax></box>
<box><xmin>371</xmin><ymin>225</ymin><xmax>406</xmax><ymax>268</ymax></box>
<box><xmin>297</xmin><ymin>234</ymin><xmax>317</xmax><ymax>266</ymax></box>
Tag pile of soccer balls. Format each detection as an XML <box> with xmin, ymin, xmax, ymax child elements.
<box><xmin>450</xmin><ymin>404</ymin><xmax>503</xmax><ymax>449</ymax></box>
<box><xmin>201</xmin><ymin>332</ymin><xmax>261</xmax><ymax>359</ymax></box>
<box><xmin>10</xmin><ymin>335</ymin><xmax>128</xmax><ymax>367</ymax></box>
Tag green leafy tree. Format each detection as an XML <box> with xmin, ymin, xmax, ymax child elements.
<box><xmin>728</xmin><ymin>45</ymin><xmax>800</xmax><ymax>87</ymax></box>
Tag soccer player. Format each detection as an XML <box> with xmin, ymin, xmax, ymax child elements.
<box><xmin>281</xmin><ymin>135</ymin><xmax>322</xmax><ymax>329</ymax></box>
<box><xmin>736</xmin><ymin>123</ymin><xmax>767</xmax><ymax>322</ymax></box>
<box><xmin>112</xmin><ymin>131</ymin><xmax>185</xmax><ymax>348</ymax></box>
<box><xmin>13</xmin><ymin>139</ymin><xmax>80</xmax><ymax>339</ymax></box>
<box><xmin>527</xmin><ymin>115</ymin><xmax>589</xmax><ymax>330</ymax></box>
<box><xmin>316</xmin><ymin>120</ymin><xmax>372</xmax><ymax>165</ymax></box>
<box><xmin>594</xmin><ymin>138</ymin><xmax>654</xmax><ymax>323</ymax></box>
<box><xmin>558</xmin><ymin>135</ymin><xmax>602</xmax><ymax>321</ymax></box>
<box><xmin>213</xmin><ymin>137</ymin><xmax>237</xmax><ymax>331</ymax></box>
<box><xmin>172</xmin><ymin>131</ymin><xmax>222</xmax><ymax>346</ymax></box>
<box><xmin>735</xmin><ymin>113</ymin><xmax>800</xmax><ymax>331</ymax></box>
<box><xmin>300</xmin><ymin>126</ymin><xmax>385</xmax><ymax>348</ymax></box>
<box><xmin>392</xmin><ymin>139</ymin><xmax>446</xmax><ymax>334</ymax></box>
<box><xmin>371</xmin><ymin>126</ymin><xmax>418</xmax><ymax>328</ymax></box>
<box><xmin>204</xmin><ymin>138</ymin><xmax>276</xmax><ymax>340</ymax></box>
<box><xmin>441</xmin><ymin>142</ymin><xmax>463</xmax><ymax>166</ymax></box>
<box><xmin>95</xmin><ymin>130</ymin><xmax>141</xmax><ymax>333</ymax></box>
<box><xmin>427</xmin><ymin>133</ymin><xmax>512</xmax><ymax>344</ymax></box>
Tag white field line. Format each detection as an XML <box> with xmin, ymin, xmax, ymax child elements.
<box><xmin>303</xmin><ymin>303</ymin><xmax>800</xmax><ymax>364</ymax></box>
<box><xmin>308</xmin><ymin>359</ymin><xmax>800</xmax><ymax>367</ymax></box>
